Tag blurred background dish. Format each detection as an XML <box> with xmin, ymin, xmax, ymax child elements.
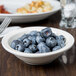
<box><xmin>0</xmin><ymin>0</ymin><xmax>60</xmax><ymax>23</ymax></box>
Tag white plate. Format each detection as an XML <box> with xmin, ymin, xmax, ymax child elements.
<box><xmin>2</xmin><ymin>26</ymin><xmax>74</xmax><ymax>65</ymax></box>
<box><xmin>0</xmin><ymin>0</ymin><xmax>61</xmax><ymax>23</ymax></box>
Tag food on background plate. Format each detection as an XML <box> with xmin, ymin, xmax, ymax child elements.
<box><xmin>11</xmin><ymin>27</ymin><xmax>66</xmax><ymax>53</ymax></box>
<box><xmin>0</xmin><ymin>5</ymin><xmax>10</xmax><ymax>14</ymax></box>
<box><xmin>17</xmin><ymin>0</ymin><xmax>53</xmax><ymax>14</ymax></box>
<box><xmin>0</xmin><ymin>0</ymin><xmax>53</xmax><ymax>14</ymax></box>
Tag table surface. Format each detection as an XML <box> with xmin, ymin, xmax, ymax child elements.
<box><xmin>0</xmin><ymin>11</ymin><xmax>76</xmax><ymax>76</ymax></box>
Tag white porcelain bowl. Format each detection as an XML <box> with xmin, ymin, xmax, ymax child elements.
<box><xmin>0</xmin><ymin>0</ymin><xmax>60</xmax><ymax>23</ymax></box>
<box><xmin>2</xmin><ymin>27</ymin><xmax>74</xmax><ymax>65</ymax></box>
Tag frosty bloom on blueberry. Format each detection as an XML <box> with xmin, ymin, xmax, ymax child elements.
<box><xmin>15</xmin><ymin>42</ymin><xmax>25</xmax><ymax>52</ymax></box>
<box><xmin>46</xmin><ymin>37</ymin><xmax>57</xmax><ymax>48</ymax></box>
<box><xmin>29</xmin><ymin>44</ymin><xmax>37</xmax><ymax>53</ymax></box>
<box><xmin>52</xmin><ymin>46</ymin><xmax>61</xmax><ymax>51</ymax></box>
<box><xmin>23</xmin><ymin>38</ymin><xmax>31</xmax><ymax>47</ymax></box>
<box><xmin>10</xmin><ymin>27</ymin><xmax>66</xmax><ymax>53</ymax></box>
<box><xmin>28</xmin><ymin>35</ymin><xmax>36</xmax><ymax>44</ymax></box>
<box><xmin>24</xmin><ymin>48</ymin><xmax>32</xmax><ymax>53</ymax></box>
<box><xmin>30</xmin><ymin>31</ymin><xmax>38</xmax><ymax>36</ymax></box>
<box><xmin>37</xmin><ymin>42</ymin><xmax>50</xmax><ymax>53</ymax></box>
<box><xmin>36</xmin><ymin>35</ymin><xmax>45</xmax><ymax>43</ymax></box>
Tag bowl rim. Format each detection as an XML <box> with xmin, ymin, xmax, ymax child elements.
<box><xmin>2</xmin><ymin>26</ymin><xmax>75</xmax><ymax>58</ymax></box>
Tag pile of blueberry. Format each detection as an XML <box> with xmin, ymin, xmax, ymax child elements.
<box><xmin>11</xmin><ymin>28</ymin><xmax>66</xmax><ymax>53</ymax></box>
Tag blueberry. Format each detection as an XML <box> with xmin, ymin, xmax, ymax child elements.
<box><xmin>41</xmin><ymin>28</ymin><xmax>52</xmax><ymax>38</ymax></box>
<box><xmin>51</xmin><ymin>33</ymin><xmax>57</xmax><ymax>39</ymax></box>
<box><xmin>59</xmin><ymin>35</ymin><xmax>65</xmax><ymax>39</ymax></box>
<box><xmin>57</xmin><ymin>40</ymin><xmax>65</xmax><ymax>48</ymax></box>
<box><xmin>36</xmin><ymin>35</ymin><xmax>45</xmax><ymax>43</ymax></box>
<box><xmin>29</xmin><ymin>44</ymin><xmax>37</xmax><ymax>53</ymax></box>
<box><xmin>59</xmin><ymin>35</ymin><xmax>66</xmax><ymax>42</ymax></box>
<box><xmin>18</xmin><ymin>34</ymin><xmax>29</xmax><ymax>41</ymax></box>
<box><xmin>23</xmin><ymin>38</ymin><xmax>31</xmax><ymax>47</ymax></box>
<box><xmin>56</xmin><ymin>36</ymin><xmax>59</xmax><ymax>40</ymax></box>
<box><xmin>37</xmin><ymin>42</ymin><xmax>51</xmax><ymax>53</ymax></box>
<box><xmin>52</xmin><ymin>46</ymin><xmax>61</xmax><ymax>51</ymax></box>
<box><xmin>46</xmin><ymin>37</ymin><xmax>57</xmax><ymax>48</ymax></box>
<box><xmin>37</xmin><ymin>32</ymin><xmax>43</xmax><ymax>37</ymax></box>
<box><xmin>30</xmin><ymin>31</ymin><xmax>38</xmax><ymax>36</ymax></box>
<box><xmin>37</xmin><ymin>32</ymin><xmax>41</xmax><ymax>35</ymax></box>
<box><xmin>11</xmin><ymin>40</ymin><xmax>21</xmax><ymax>49</ymax></box>
<box><xmin>56</xmin><ymin>35</ymin><xmax>66</xmax><ymax>42</ymax></box>
<box><xmin>56</xmin><ymin>35</ymin><xmax>66</xmax><ymax>48</ymax></box>
<box><xmin>24</xmin><ymin>48</ymin><xmax>32</xmax><ymax>53</ymax></box>
<box><xmin>61</xmin><ymin>43</ymin><xmax>65</xmax><ymax>47</ymax></box>
<box><xmin>28</xmin><ymin>36</ymin><xmax>36</xmax><ymax>44</ymax></box>
<box><xmin>15</xmin><ymin>42</ymin><xmax>25</xmax><ymax>52</ymax></box>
